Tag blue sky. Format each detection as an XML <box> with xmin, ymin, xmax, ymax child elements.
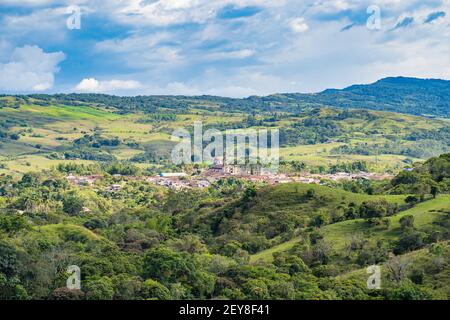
<box><xmin>0</xmin><ymin>0</ymin><xmax>449</xmax><ymax>97</ymax></box>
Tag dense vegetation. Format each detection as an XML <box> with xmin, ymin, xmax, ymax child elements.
<box><xmin>0</xmin><ymin>154</ymin><xmax>449</xmax><ymax>300</ymax></box>
<box><xmin>1</xmin><ymin>93</ymin><xmax>449</xmax><ymax>176</ymax></box>
<box><xmin>3</xmin><ymin>77</ymin><xmax>449</xmax><ymax>117</ymax></box>
<box><xmin>0</xmin><ymin>83</ymin><xmax>449</xmax><ymax>300</ymax></box>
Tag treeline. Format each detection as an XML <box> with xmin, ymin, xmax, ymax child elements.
<box><xmin>331</xmin><ymin>141</ymin><xmax>449</xmax><ymax>159</ymax></box>
<box><xmin>388</xmin><ymin>153</ymin><xmax>450</xmax><ymax>196</ymax></box>
<box><xmin>0</xmin><ymin>169</ymin><xmax>447</xmax><ymax>300</ymax></box>
<box><xmin>5</xmin><ymin>76</ymin><xmax>449</xmax><ymax>117</ymax></box>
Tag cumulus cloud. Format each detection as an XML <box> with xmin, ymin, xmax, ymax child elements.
<box><xmin>110</xmin><ymin>0</ymin><xmax>285</xmax><ymax>26</ymax></box>
<box><xmin>393</xmin><ymin>16</ymin><xmax>415</xmax><ymax>29</ymax></box>
<box><xmin>206</xmin><ymin>49</ymin><xmax>255</xmax><ymax>60</ymax></box>
<box><xmin>0</xmin><ymin>0</ymin><xmax>57</xmax><ymax>6</ymax></box>
<box><xmin>425</xmin><ymin>11</ymin><xmax>446</xmax><ymax>24</ymax></box>
<box><xmin>0</xmin><ymin>45</ymin><xmax>65</xmax><ymax>92</ymax></box>
<box><xmin>75</xmin><ymin>78</ymin><xmax>142</xmax><ymax>93</ymax></box>
<box><xmin>289</xmin><ymin>17</ymin><xmax>309</xmax><ymax>33</ymax></box>
<box><xmin>1</xmin><ymin>0</ymin><xmax>450</xmax><ymax>96</ymax></box>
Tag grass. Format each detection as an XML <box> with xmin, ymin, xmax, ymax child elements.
<box><xmin>35</xmin><ymin>223</ymin><xmax>102</xmax><ymax>241</ymax></box>
<box><xmin>336</xmin><ymin>241</ymin><xmax>450</xmax><ymax>299</ymax></box>
<box><xmin>0</xmin><ymin>98</ymin><xmax>448</xmax><ymax>176</ymax></box>
<box><xmin>250</xmin><ymin>238</ymin><xmax>301</xmax><ymax>263</ymax></box>
<box><xmin>280</xmin><ymin>142</ymin><xmax>420</xmax><ymax>172</ymax></box>
<box><xmin>0</xmin><ymin>155</ymin><xmax>95</xmax><ymax>174</ymax></box>
<box><xmin>250</xmin><ymin>192</ymin><xmax>449</xmax><ymax>263</ymax></box>
<box><xmin>252</xmin><ymin>183</ymin><xmax>407</xmax><ymax>211</ymax></box>
<box><xmin>322</xmin><ymin>195</ymin><xmax>450</xmax><ymax>250</ymax></box>
<box><xmin>247</xmin><ymin>183</ymin><xmax>406</xmax><ymax>263</ymax></box>
<box><xmin>19</xmin><ymin>103</ymin><xmax>119</xmax><ymax>121</ymax></box>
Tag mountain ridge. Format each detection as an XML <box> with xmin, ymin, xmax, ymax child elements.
<box><xmin>2</xmin><ymin>76</ymin><xmax>450</xmax><ymax>118</ymax></box>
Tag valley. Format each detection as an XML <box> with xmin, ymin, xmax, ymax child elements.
<box><xmin>0</xmin><ymin>79</ymin><xmax>449</xmax><ymax>300</ymax></box>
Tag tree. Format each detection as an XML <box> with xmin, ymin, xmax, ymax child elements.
<box><xmin>306</xmin><ymin>188</ymin><xmax>316</xmax><ymax>199</ymax></box>
<box><xmin>111</xmin><ymin>274</ymin><xmax>142</xmax><ymax>300</ymax></box>
<box><xmin>395</xmin><ymin>231</ymin><xmax>425</xmax><ymax>254</ymax></box>
<box><xmin>49</xmin><ymin>287</ymin><xmax>85</xmax><ymax>300</ymax></box>
<box><xmin>0</xmin><ymin>274</ymin><xmax>28</xmax><ymax>300</ymax></box>
<box><xmin>405</xmin><ymin>195</ymin><xmax>419</xmax><ymax>205</ymax></box>
<box><xmin>386</xmin><ymin>256</ymin><xmax>410</xmax><ymax>283</ymax></box>
<box><xmin>399</xmin><ymin>215</ymin><xmax>415</xmax><ymax>231</ymax></box>
<box><xmin>242</xmin><ymin>279</ymin><xmax>269</xmax><ymax>299</ymax></box>
<box><xmin>62</xmin><ymin>191</ymin><xmax>85</xmax><ymax>216</ymax></box>
<box><xmin>430</xmin><ymin>185</ymin><xmax>440</xmax><ymax>199</ymax></box>
<box><xmin>386</xmin><ymin>279</ymin><xmax>434</xmax><ymax>300</ymax></box>
<box><xmin>141</xmin><ymin>279</ymin><xmax>171</xmax><ymax>300</ymax></box>
<box><xmin>241</xmin><ymin>185</ymin><xmax>257</xmax><ymax>205</ymax></box>
<box><xmin>0</xmin><ymin>241</ymin><xmax>20</xmax><ymax>277</ymax></box>
<box><xmin>143</xmin><ymin>247</ymin><xmax>191</xmax><ymax>284</ymax></box>
<box><xmin>0</xmin><ymin>214</ymin><xmax>30</xmax><ymax>234</ymax></box>
<box><xmin>169</xmin><ymin>235</ymin><xmax>207</xmax><ymax>254</ymax></box>
<box><xmin>0</xmin><ymin>242</ymin><xmax>28</xmax><ymax>299</ymax></box>
<box><xmin>310</xmin><ymin>211</ymin><xmax>328</xmax><ymax>227</ymax></box>
<box><xmin>84</xmin><ymin>276</ymin><xmax>114</xmax><ymax>300</ymax></box>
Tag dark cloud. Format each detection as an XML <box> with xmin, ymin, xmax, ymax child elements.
<box><xmin>217</xmin><ymin>5</ymin><xmax>262</xmax><ymax>20</ymax></box>
<box><xmin>340</xmin><ymin>23</ymin><xmax>356</xmax><ymax>32</ymax></box>
<box><xmin>425</xmin><ymin>11</ymin><xmax>446</xmax><ymax>24</ymax></box>
<box><xmin>393</xmin><ymin>17</ymin><xmax>414</xmax><ymax>29</ymax></box>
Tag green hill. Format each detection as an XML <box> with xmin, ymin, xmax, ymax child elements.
<box><xmin>1</xmin><ymin>93</ymin><xmax>449</xmax><ymax>175</ymax></box>
<box><xmin>5</xmin><ymin>76</ymin><xmax>449</xmax><ymax>117</ymax></box>
<box><xmin>251</xmin><ymin>193</ymin><xmax>449</xmax><ymax>263</ymax></box>
<box><xmin>186</xmin><ymin>182</ymin><xmax>407</xmax><ymax>257</ymax></box>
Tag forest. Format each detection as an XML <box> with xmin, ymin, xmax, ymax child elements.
<box><xmin>0</xmin><ymin>153</ymin><xmax>449</xmax><ymax>300</ymax></box>
<box><xmin>0</xmin><ymin>88</ymin><xmax>449</xmax><ymax>300</ymax></box>
<box><xmin>2</xmin><ymin>76</ymin><xmax>450</xmax><ymax>117</ymax></box>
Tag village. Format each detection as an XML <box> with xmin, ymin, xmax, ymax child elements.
<box><xmin>65</xmin><ymin>159</ymin><xmax>393</xmax><ymax>191</ymax></box>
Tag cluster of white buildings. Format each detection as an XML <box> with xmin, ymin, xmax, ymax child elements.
<box><xmin>147</xmin><ymin>175</ymin><xmax>211</xmax><ymax>190</ymax></box>
<box><xmin>65</xmin><ymin>173</ymin><xmax>102</xmax><ymax>186</ymax></box>
<box><xmin>65</xmin><ymin>161</ymin><xmax>393</xmax><ymax>192</ymax></box>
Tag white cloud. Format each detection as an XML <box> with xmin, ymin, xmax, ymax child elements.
<box><xmin>0</xmin><ymin>45</ymin><xmax>65</xmax><ymax>92</ymax></box>
<box><xmin>0</xmin><ymin>0</ymin><xmax>57</xmax><ymax>6</ymax></box>
<box><xmin>0</xmin><ymin>0</ymin><xmax>89</xmax><ymax>7</ymax></box>
<box><xmin>110</xmin><ymin>0</ymin><xmax>285</xmax><ymax>26</ymax></box>
<box><xmin>75</xmin><ymin>78</ymin><xmax>142</xmax><ymax>93</ymax></box>
<box><xmin>95</xmin><ymin>32</ymin><xmax>173</xmax><ymax>53</ymax></box>
<box><xmin>2</xmin><ymin>0</ymin><xmax>450</xmax><ymax>96</ymax></box>
<box><xmin>206</xmin><ymin>49</ymin><xmax>255</xmax><ymax>60</ymax></box>
<box><xmin>308</xmin><ymin>0</ymin><xmax>352</xmax><ymax>15</ymax></box>
<box><xmin>289</xmin><ymin>17</ymin><xmax>309</xmax><ymax>33</ymax></box>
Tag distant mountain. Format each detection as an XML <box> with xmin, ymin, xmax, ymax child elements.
<box><xmin>3</xmin><ymin>76</ymin><xmax>450</xmax><ymax>118</ymax></box>
<box><xmin>312</xmin><ymin>77</ymin><xmax>450</xmax><ymax>118</ymax></box>
<box><xmin>271</xmin><ymin>77</ymin><xmax>450</xmax><ymax>118</ymax></box>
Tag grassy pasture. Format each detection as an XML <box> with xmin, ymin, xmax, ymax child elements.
<box><xmin>250</xmin><ymin>194</ymin><xmax>450</xmax><ymax>263</ymax></box>
<box><xmin>0</xmin><ymin>99</ymin><xmax>448</xmax><ymax>175</ymax></box>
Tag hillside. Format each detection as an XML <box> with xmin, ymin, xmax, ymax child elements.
<box><xmin>1</xmin><ymin>168</ymin><xmax>449</xmax><ymax>300</ymax></box>
<box><xmin>0</xmin><ymin>86</ymin><xmax>449</xmax><ymax>300</ymax></box>
<box><xmin>1</xmin><ymin>92</ymin><xmax>449</xmax><ymax>176</ymax></box>
<box><xmin>298</xmin><ymin>77</ymin><xmax>450</xmax><ymax>118</ymax></box>
<box><xmin>0</xmin><ymin>151</ymin><xmax>449</xmax><ymax>300</ymax></box>
<box><xmin>251</xmin><ymin>194</ymin><xmax>450</xmax><ymax>262</ymax></box>
<box><xmin>3</xmin><ymin>77</ymin><xmax>449</xmax><ymax>118</ymax></box>
<box><xmin>337</xmin><ymin>242</ymin><xmax>450</xmax><ymax>300</ymax></box>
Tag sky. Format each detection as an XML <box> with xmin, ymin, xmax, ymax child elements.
<box><xmin>0</xmin><ymin>0</ymin><xmax>449</xmax><ymax>97</ymax></box>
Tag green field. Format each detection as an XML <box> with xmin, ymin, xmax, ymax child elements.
<box><xmin>251</xmin><ymin>194</ymin><xmax>450</xmax><ymax>263</ymax></box>
<box><xmin>1</xmin><ymin>96</ymin><xmax>449</xmax><ymax>174</ymax></box>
